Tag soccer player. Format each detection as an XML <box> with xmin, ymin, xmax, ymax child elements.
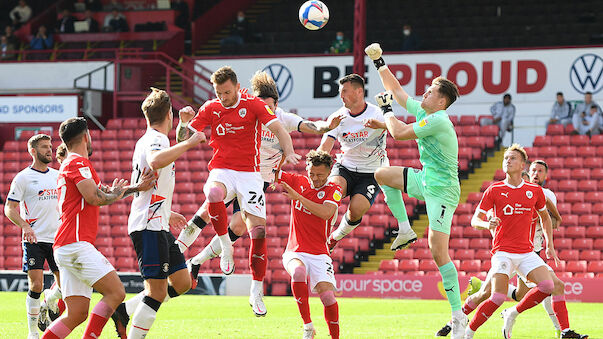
<box><xmin>177</xmin><ymin>71</ymin><xmax>342</xmax><ymax>269</ymax></box>
<box><xmin>315</xmin><ymin>74</ymin><xmax>389</xmax><ymax>252</ymax></box>
<box><xmin>437</xmin><ymin>160</ymin><xmax>587</xmax><ymax>339</ymax></box>
<box><xmin>277</xmin><ymin>150</ymin><xmax>342</xmax><ymax>339</ymax></box>
<box><xmin>175</xmin><ymin>66</ymin><xmax>301</xmax><ymax>316</ymax></box>
<box><xmin>109</xmin><ymin>88</ymin><xmax>206</xmax><ymax>339</ymax></box>
<box><xmin>364</xmin><ymin>43</ymin><xmax>466</xmax><ymax>337</ymax></box>
<box><xmin>465</xmin><ymin>144</ymin><xmax>559</xmax><ymax>339</ymax></box>
<box><xmin>41</xmin><ymin>117</ymin><xmax>154</xmax><ymax>339</ymax></box>
<box><xmin>55</xmin><ymin>143</ymin><xmax>67</xmax><ymax>164</ymax></box>
<box><xmin>5</xmin><ymin>134</ymin><xmax>61</xmax><ymax>339</ymax></box>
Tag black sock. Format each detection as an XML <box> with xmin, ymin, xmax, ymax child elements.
<box><xmin>511</xmin><ymin>289</ymin><xmax>518</xmax><ymax>302</ymax></box>
<box><xmin>228</xmin><ymin>228</ymin><xmax>240</xmax><ymax>242</ymax></box>
<box><xmin>167</xmin><ymin>285</ymin><xmax>179</xmax><ymax>298</ymax></box>
<box><xmin>28</xmin><ymin>290</ymin><xmax>41</xmax><ymax>299</ymax></box>
<box><xmin>191</xmin><ymin>215</ymin><xmax>207</xmax><ymax>230</ymax></box>
<box><xmin>142</xmin><ymin>296</ymin><xmax>162</xmax><ymax>312</ymax></box>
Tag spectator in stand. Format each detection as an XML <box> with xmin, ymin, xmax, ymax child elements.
<box><xmin>171</xmin><ymin>0</ymin><xmax>190</xmax><ymax>30</ymax></box>
<box><xmin>5</xmin><ymin>26</ymin><xmax>21</xmax><ymax>48</ymax></box>
<box><xmin>401</xmin><ymin>24</ymin><xmax>420</xmax><ymax>51</ymax></box>
<box><xmin>103</xmin><ymin>9</ymin><xmax>128</xmax><ymax>32</ymax></box>
<box><xmin>220</xmin><ymin>11</ymin><xmax>249</xmax><ymax>47</ymax></box>
<box><xmin>81</xmin><ymin>9</ymin><xmax>100</xmax><ymax>32</ymax></box>
<box><xmin>57</xmin><ymin>8</ymin><xmax>76</xmax><ymax>34</ymax></box>
<box><xmin>329</xmin><ymin>31</ymin><xmax>351</xmax><ymax>54</ymax></box>
<box><xmin>489</xmin><ymin>93</ymin><xmax>516</xmax><ymax>141</ymax></box>
<box><xmin>572</xmin><ymin>104</ymin><xmax>601</xmax><ymax>136</ymax></box>
<box><xmin>103</xmin><ymin>0</ymin><xmax>124</xmax><ymax>11</ymax></box>
<box><xmin>548</xmin><ymin>92</ymin><xmax>573</xmax><ymax>127</ymax></box>
<box><xmin>9</xmin><ymin>0</ymin><xmax>32</xmax><ymax>29</ymax></box>
<box><xmin>30</xmin><ymin>25</ymin><xmax>53</xmax><ymax>50</ymax></box>
<box><xmin>573</xmin><ymin>91</ymin><xmax>601</xmax><ymax>118</ymax></box>
<box><xmin>1</xmin><ymin>35</ymin><xmax>17</xmax><ymax>60</ymax></box>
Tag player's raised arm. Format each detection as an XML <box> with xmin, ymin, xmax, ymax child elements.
<box><xmin>365</xmin><ymin>43</ymin><xmax>410</xmax><ymax>109</ymax></box>
<box><xmin>149</xmin><ymin>132</ymin><xmax>206</xmax><ymax>170</ymax></box>
<box><xmin>267</xmin><ymin>120</ymin><xmax>301</xmax><ymax>165</ymax></box>
<box><xmin>373</xmin><ymin>91</ymin><xmax>417</xmax><ymax>141</ymax></box>
<box><xmin>298</xmin><ymin>113</ymin><xmax>344</xmax><ymax>134</ymax></box>
<box><xmin>176</xmin><ymin>106</ymin><xmax>196</xmax><ymax>142</ymax></box>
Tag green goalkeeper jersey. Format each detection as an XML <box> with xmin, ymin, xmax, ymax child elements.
<box><xmin>407</xmin><ymin>97</ymin><xmax>460</xmax><ymax>206</ymax></box>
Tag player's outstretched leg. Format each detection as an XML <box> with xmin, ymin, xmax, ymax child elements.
<box><xmin>176</xmin><ymin>204</ymin><xmax>208</xmax><ymax>252</ymax></box>
<box><xmin>205</xmin><ymin>183</ymin><xmax>234</xmax><ymax>275</ymax></box>
<box><xmin>375</xmin><ymin>167</ymin><xmax>417</xmax><ymax>250</ymax></box>
<box><xmin>26</xmin><ymin>289</ymin><xmax>42</xmax><ymax>339</ymax></box>
<box><xmin>327</xmin><ymin>215</ymin><xmax>361</xmax><ymax>252</ymax></box>
<box><xmin>38</xmin><ymin>283</ymin><xmax>63</xmax><ymax>332</ymax></box>
<box><xmin>248</xmin><ymin>225</ymin><xmax>267</xmax><ymax>316</ymax></box>
<box><xmin>319</xmin><ymin>290</ymin><xmax>339</xmax><ymax>339</ymax></box>
<box><xmin>286</xmin><ymin>259</ymin><xmax>314</xmax><ymax>338</ymax></box>
<box><xmin>501</xmin><ymin>277</ymin><xmax>554</xmax><ymax>339</ymax></box>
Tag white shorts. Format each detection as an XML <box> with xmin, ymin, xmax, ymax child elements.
<box><xmin>206</xmin><ymin>168</ymin><xmax>266</xmax><ymax>219</ymax></box>
<box><xmin>518</xmin><ymin>262</ymin><xmax>553</xmax><ymax>289</ymax></box>
<box><xmin>490</xmin><ymin>251</ymin><xmax>546</xmax><ymax>279</ymax></box>
<box><xmin>54</xmin><ymin>241</ymin><xmax>115</xmax><ymax>299</ymax></box>
<box><xmin>282</xmin><ymin>251</ymin><xmax>337</xmax><ymax>293</ymax></box>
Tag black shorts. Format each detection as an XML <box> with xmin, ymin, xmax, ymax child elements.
<box><xmin>22</xmin><ymin>242</ymin><xmax>58</xmax><ymax>272</ymax></box>
<box><xmin>130</xmin><ymin>230</ymin><xmax>187</xmax><ymax>280</ymax></box>
<box><xmin>330</xmin><ymin>163</ymin><xmax>381</xmax><ymax>205</ymax></box>
<box><xmin>226</xmin><ymin>181</ymin><xmax>271</xmax><ymax>214</ymax></box>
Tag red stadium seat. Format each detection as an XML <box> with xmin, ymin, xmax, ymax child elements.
<box><xmin>585</xmin><ymin>192</ymin><xmax>603</xmax><ymax>204</ymax></box>
<box><xmin>339</xmin><ymin>238</ymin><xmax>359</xmax><ymax>251</ymax></box>
<box><xmin>466</xmin><ymin>192</ymin><xmax>482</xmax><ymax>204</ymax></box>
<box><xmin>537</xmin><ymin>146</ymin><xmax>557</xmax><ymax>158</ymax></box>
<box><xmin>450</xmin><ymin>238</ymin><xmax>469</xmax><ymax>249</ymax></box>
<box><xmin>112</xmin><ymin>236</ymin><xmax>130</xmax><ymax>248</ymax></box>
<box><xmin>546</xmin><ymin>124</ymin><xmax>564</xmax><ymax>135</ymax></box>
<box><xmin>589</xmin><ymin>226</ymin><xmax>603</xmax><ymax>238</ymax></box>
<box><xmin>565</xmin><ymin>226</ymin><xmax>586</xmax><ymax>238</ymax></box>
<box><xmin>533</xmin><ymin>136</ymin><xmax>551</xmax><ymax>146</ymax></box>
<box><xmin>577</xmin><ymin>146</ymin><xmax>596</xmax><ymax>158</ymax></box>
<box><xmin>459</xmin><ymin>115</ymin><xmax>476</xmax><ymax>126</ymax></box>
<box><xmin>587</xmin><ymin>261</ymin><xmax>603</xmax><ymax>273</ymax></box>
<box><xmin>566</xmin><ymin>260</ymin><xmax>587</xmax><ymax>273</ymax></box>
<box><xmin>114</xmin><ymin>247</ymin><xmax>132</xmax><ymax>258</ymax></box>
<box><xmin>563</xmin><ymin>214</ymin><xmax>579</xmax><ymax>227</ymax></box>
<box><xmin>481</xmin><ymin>125</ymin><xmax>499</xmax><ymax>138</ymax></box>
<box><xmin>579</xmin><ymin>214</ymin><xmax>598</xmax><ymax>226</ymax></box>
<box><xmin>558</xmin><ymin>145</ymin><xmax>577</xmax><ymax>157</ymax></box>
<box><xmin>579</xmin><ymin>180</ymin><xmax>598</xmax><ymax>192</ymax></box>
<box><xmin>585</xmin><ymin>157</ymin><xmax>603</xmax><ymax>168</ymax></box>
<box><xmin>394</xmin><ymin>250</ymin><xmax>414</xmax><ymax>260</ymax></box>
<box><xmin>4</xmin><ymin>256</ymin><xmax>22</xmax><ymax>270</ymax></box>
<box><xmin>565</xmin><ymin>157</ymin><xmax>583</xmax><ymax>169</ymax></box>
<box><xmin>379</xmin><ymin>259</ymin><xmax>398</xmax><ymax>272</ymax></box>
<box><xmin>558</xmin><ymin>180</ymin><xmax>578</xmax><ymax>192</ymax></box>
<box><xmin>572</xmin><ymin>238</ymin><xmax>593</xmax><ymax>250</ymax></box>
<box><xmin>556</xmin><ymin>135</ymin><xmax>571</xmax><ymax>146</ymax></box>
<box><xmin>398</xmin><ymin>259</ymin><xmax>419</xmax><ymax>272</ymax></box>
<box><xmin>572</xmin><ymin>202</ymin><xmax>591</xmax><ymax>215</ymax></box>
<box><xmin>463</xmin><ymin>226</ymin><xmax>485</xmax><ymax>238</ymax></box>
<box><xmin>554</xmin><ymin>238</ymin><xmax>572</xmax><ymax>250</ymax></box>
<box><xmin>570</xmin><ymin>135</ymin><xmax>589</xmax><ymax>146</ymax></box>
<box><xmin>460</xmin><ymin>260</ymin><xmax>480</xmax><ymax>273</ymax></box>
<box><xmin>454</xmin><ymin>249</ymin><xmax>475</xmax><ymax>260</ymax></box>
<box><xmin>494</xmin><ymin>169</ymin><xmax>505</xmax><ymax>180</ymax></box>
<box><xmin>413</xmin><ymin>248</ymin><xmax>433</xmax><ymax>260</ymax></box>
<box><xmin>469</xmin><ymin>238</ymin><xmax>490</xmax><ymax>249</ymax></box>
<box><xmin>591</xmin><ymin>134</ymin><xmax>603</xmax><ymax>146</ymax></box>
<box><xmin>559</xmin><ymin>250</ymin><xmax>579</xmax><ymax>261</ymax></box>
<box><xmin>579</xmin><ymin>250</ymin><xmax>601</xmax><ymax>261</ymax></box>
<box><xmin>270</xmin><ymin>283</ymin><xmax>289</xmax><ymax>296</ymax></box>
<box><xmin>550</xmin><ymin>168</ymin><xmax>570</xmax><ymax>181</ymax></box>
<box><xmin>565</xmin><ymin>192</ymin><xmax>584</xmax><ymax>203</ymax></box>
<box><xmin>571</xmin><ymin>168</ymin><xmax>590</xmax><ymax>180</ymax></box>
<box><xmin>419</xmin><ymin>259</ymin><xmax>438</xmax><ymax>272</ymax></box>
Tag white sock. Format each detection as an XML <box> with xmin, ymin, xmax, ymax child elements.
<box><xmin>304</xmin><ymin>322</ymin><xmax>314</xmax><ymax>329</ymax></box>
<box><xmin>192</xmin><ymin>235</ymin><xmax>221</xmax><ymax>265</ymax></box>
<box><xmin>250</xmin><ymin>280</ymin><xmax>263</xmax><ymax>296</ymax></box>
<box><xmin>542</xmin><ymin>296</ymin><xmax>561</xmax><ymax>330</ymax></box>
<box><xmin>218</xmin><ymin>234</ymin><xmax>232</xmax><ymax>252</ymax></box>
<box><xmin>332</xmin><ymin>217</ymin><xmax>359</xmax><ymax>241</ymax></box>
<box><xmin>125</xmin><ymin>292</ymin><xmax>146</xmax><ymax>317</ymax></box>
<box><xmin>509</xmin><ymin>306</ymin><xmax>519</xmax><ymax>317</ymax></box>
<box><xmin>176</xmin><ymin>221</ymin><xmax>203</xmax><ymax>253</ymax></box>
<box><xmin>397</xmin><ymin>220</ymin><xmax>412</xmax><ymax>233</ymax></box>
<box><xmin>128</xmin><ymin>300</ymin><xmax>158</xmax><ymax>339</ymax></box>
<box><xmin>507</xmin><ymin>284</ymin><xmax>517</xmax><ymax>300</ymax></box>
<box><xmin>26</xmin><ymin>294</ymin><xmax>41</xmax><ymax>335</ymax></box>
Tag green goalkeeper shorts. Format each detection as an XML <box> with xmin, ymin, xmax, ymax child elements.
<box><xmin>405</xmin><ymin>167</ymin><xmax>458</xmax><ymax>235</ymax></box>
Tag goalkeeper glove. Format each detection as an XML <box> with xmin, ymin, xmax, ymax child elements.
<box><xmin>375</xmin><ymin>91</ymin><xmax>394</xmax><ymax>117</ymax></box>
<box><xmin>365</xmin><ymin>43</ymin><xmax>386</xmax><ymax>70</ymax></box>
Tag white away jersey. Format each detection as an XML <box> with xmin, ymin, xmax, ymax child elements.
<box><xmin>322</xmin><ymin>103</ymin><xmax>389</xmax><ymax>173</ymax></box>
<box><xmin>128</xmin><ymin>128</ymin><xmax>175</xmax><ymax>233</ymax></box>
<box><xmin>7</xmin><ymin>167</ymin><xmax>60</xmax><ymax>243</ymax></box>
<box><xmin>533</xmin><ymin>187</ymin><xmax>557</xmax><ymax>252</ymax></box>
<box><xmin>259</xmin><ymin>107</ymin><xmax>304</xmax><ymax>183</ymax></box>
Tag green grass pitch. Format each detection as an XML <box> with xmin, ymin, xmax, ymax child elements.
<box><xmin>1</xmin><ymin>292</ymin><xmax>601</xmax><ymax>338</ymax></box>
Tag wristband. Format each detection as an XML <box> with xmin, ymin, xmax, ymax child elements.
<box><xmin>373</xmin><ymin>57</ymin><xmax>386</xmax><ymax>69</ymax></box>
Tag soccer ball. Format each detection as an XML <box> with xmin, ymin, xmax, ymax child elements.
<box><xmin>298</xmin><ymin>1</ymin><xmax>329</xmax><ymax>30</ymax></box>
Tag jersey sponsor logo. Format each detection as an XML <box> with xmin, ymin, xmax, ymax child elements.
<box><xmin>38</xmin><ymin>189</ymin><xmax>59</xmax><ymax>200</ymax></box>
<box><xmin>317</xmin><ymin>191</ymin><xmax>325</xmax><ymax>199</ymax></box>
<box><xmin>78</xmin><ymin>167</ymin><xmax>92</xmax><ymax>179</ymax></box>
<box><xmin>238</xmin><ymin>108</ymin><xmax>247</xmax><ymax>118</ymax></box>
<box><xmin>526</xmin><ymin>191</ymin><xmax>533</xmax><ymax>199</ymax></box>
<box><xmin>333</xmin><ymin>190</ymin><xmax>342</xmax><ymax>202</ymax></box>
<box><xmin>503</xmin><ymin>204</ymin><xmax>514</xmax><ymax>215</ymax></box>
<box><xmin>419</xmin><ymin>118</ymin><xmax>427</xmax><ymax>127</ymax></box>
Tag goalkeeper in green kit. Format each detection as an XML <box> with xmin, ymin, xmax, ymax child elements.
<box><xmin>364</xmin><ymin>43</ymin><xmax>467</xmax><ymax>339</ymax></box>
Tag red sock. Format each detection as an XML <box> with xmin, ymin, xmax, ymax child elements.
<box><xmin>552</xmin><ymin>295</ymin><xmax>570</xmax><ymax>331</ymax></box>
<box><xmin>208</xmin><ymin>201</ymin><xmax>228</xmax><ymax>236</ymax></box>
<box><xmin>249</xmin><ymin>238</ymin><xmax>267</xmax><ymax>281</ymax></box>
<box><xmin>468</xmin><ymin>294</ymin><xmax>504</xmax><ymax>331</ymax></box>
<box><xmin>57</xmin><ymin>298</ymin><xmax>66</xmax><ymax>315</ymax></box>
<box><xmin>516</xmin><ymin>286</ymin><xmax>550</xmax><ymax>313</ymax></box>
<box><xmin>83</xmin><ymin>301</ymin><xmax>113</xmax><ymax>339</ymax></box>
<box><xmin>292</xmin><ymin>282</ymin><xmax>311</xmax><ymax>324</ymax></box>
<box><xmin>462</xmin><ymin>298</ymin><xmax>477</xmax><ymax>315</ymax></box>
<box><xmin>41</xmin><ymin>332</ymin><xmax>60</xmax><ymax>339</ymax></box>
<box><xmin>42</xmin><ymin>319</ymin><xmax>72</xmax><ymax>339</ymax></box>
<box><xmin>324</xmin><ymin>302</ymin><xmax>340</xmax><ymax>339</ymax></box>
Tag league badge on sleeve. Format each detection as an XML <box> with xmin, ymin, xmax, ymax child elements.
<box><xmin>419</xmin><ymin>119</ymin><xmax>427</xmax><ymax>127</ymax></box>
<box><xmin>78</xmin><ymin>167</ymin><xmax>92</xmax><ymax>179</ymax></box>
<box><xmin>333</xmin><ymin>190</ymin><xmax>342</xmax><ymax>202</ymax></box>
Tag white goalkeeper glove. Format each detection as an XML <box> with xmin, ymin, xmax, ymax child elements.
<box><xmin>365</xmin><ymin>43</ymin><xmax>386</xmax><ymax>70</ymax></box>
<box><xmin>375</xmin><ymin>91</ymin><xmax>394</xmax><ymax>117</ymax></box>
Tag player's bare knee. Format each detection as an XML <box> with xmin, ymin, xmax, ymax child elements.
<box><xmin>537</xmin><ymin>279</ymin><xmax>554</xmax><ymax>294</ymax></box>
<box><xmin>230</xmin><ymin>220</ymin><xmax>247</xmax><ymax>236</ymax></box>
<box><xmin>29</xmin><ymin>280</ymin><xmax>44</xmax><ymax>293</ymax></box>
<box><xmin>319</xmin><ymin>290</ymin><xmax>336</xmax><ymax>307</ymax></box>
<box><xmin>204</xmin><ymin>185</ymin><xmax>225</xmax><ymax>203</ymax></box>
<box><xmin>248</xmin><ymin>225</ymin><xmax>266</xmax><ymax>239</ymax></box>
<box><xmin>374</xmin><ymin>167</ymin><xmax>387</xmax><ymax>184</ymax></box>
<box><xmin>429</xmin><ymin>248</ymin><xmax>449</xmax><ymax>266</ymax></box>
<box><xmin>291</xmin><ymin>266</ymin><xmax>307</xmax><ymax>282</ymax></box>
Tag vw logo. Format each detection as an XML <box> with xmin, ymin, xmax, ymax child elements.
<box><xmin>569</xmin><ymin>53</ymin><xmax>603</xmax><ymax>94</ymax></box>
<box><xmin>262</xmin><ymin>64</ymin><xmax>293</xmax><ymax>101</ymax></box>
